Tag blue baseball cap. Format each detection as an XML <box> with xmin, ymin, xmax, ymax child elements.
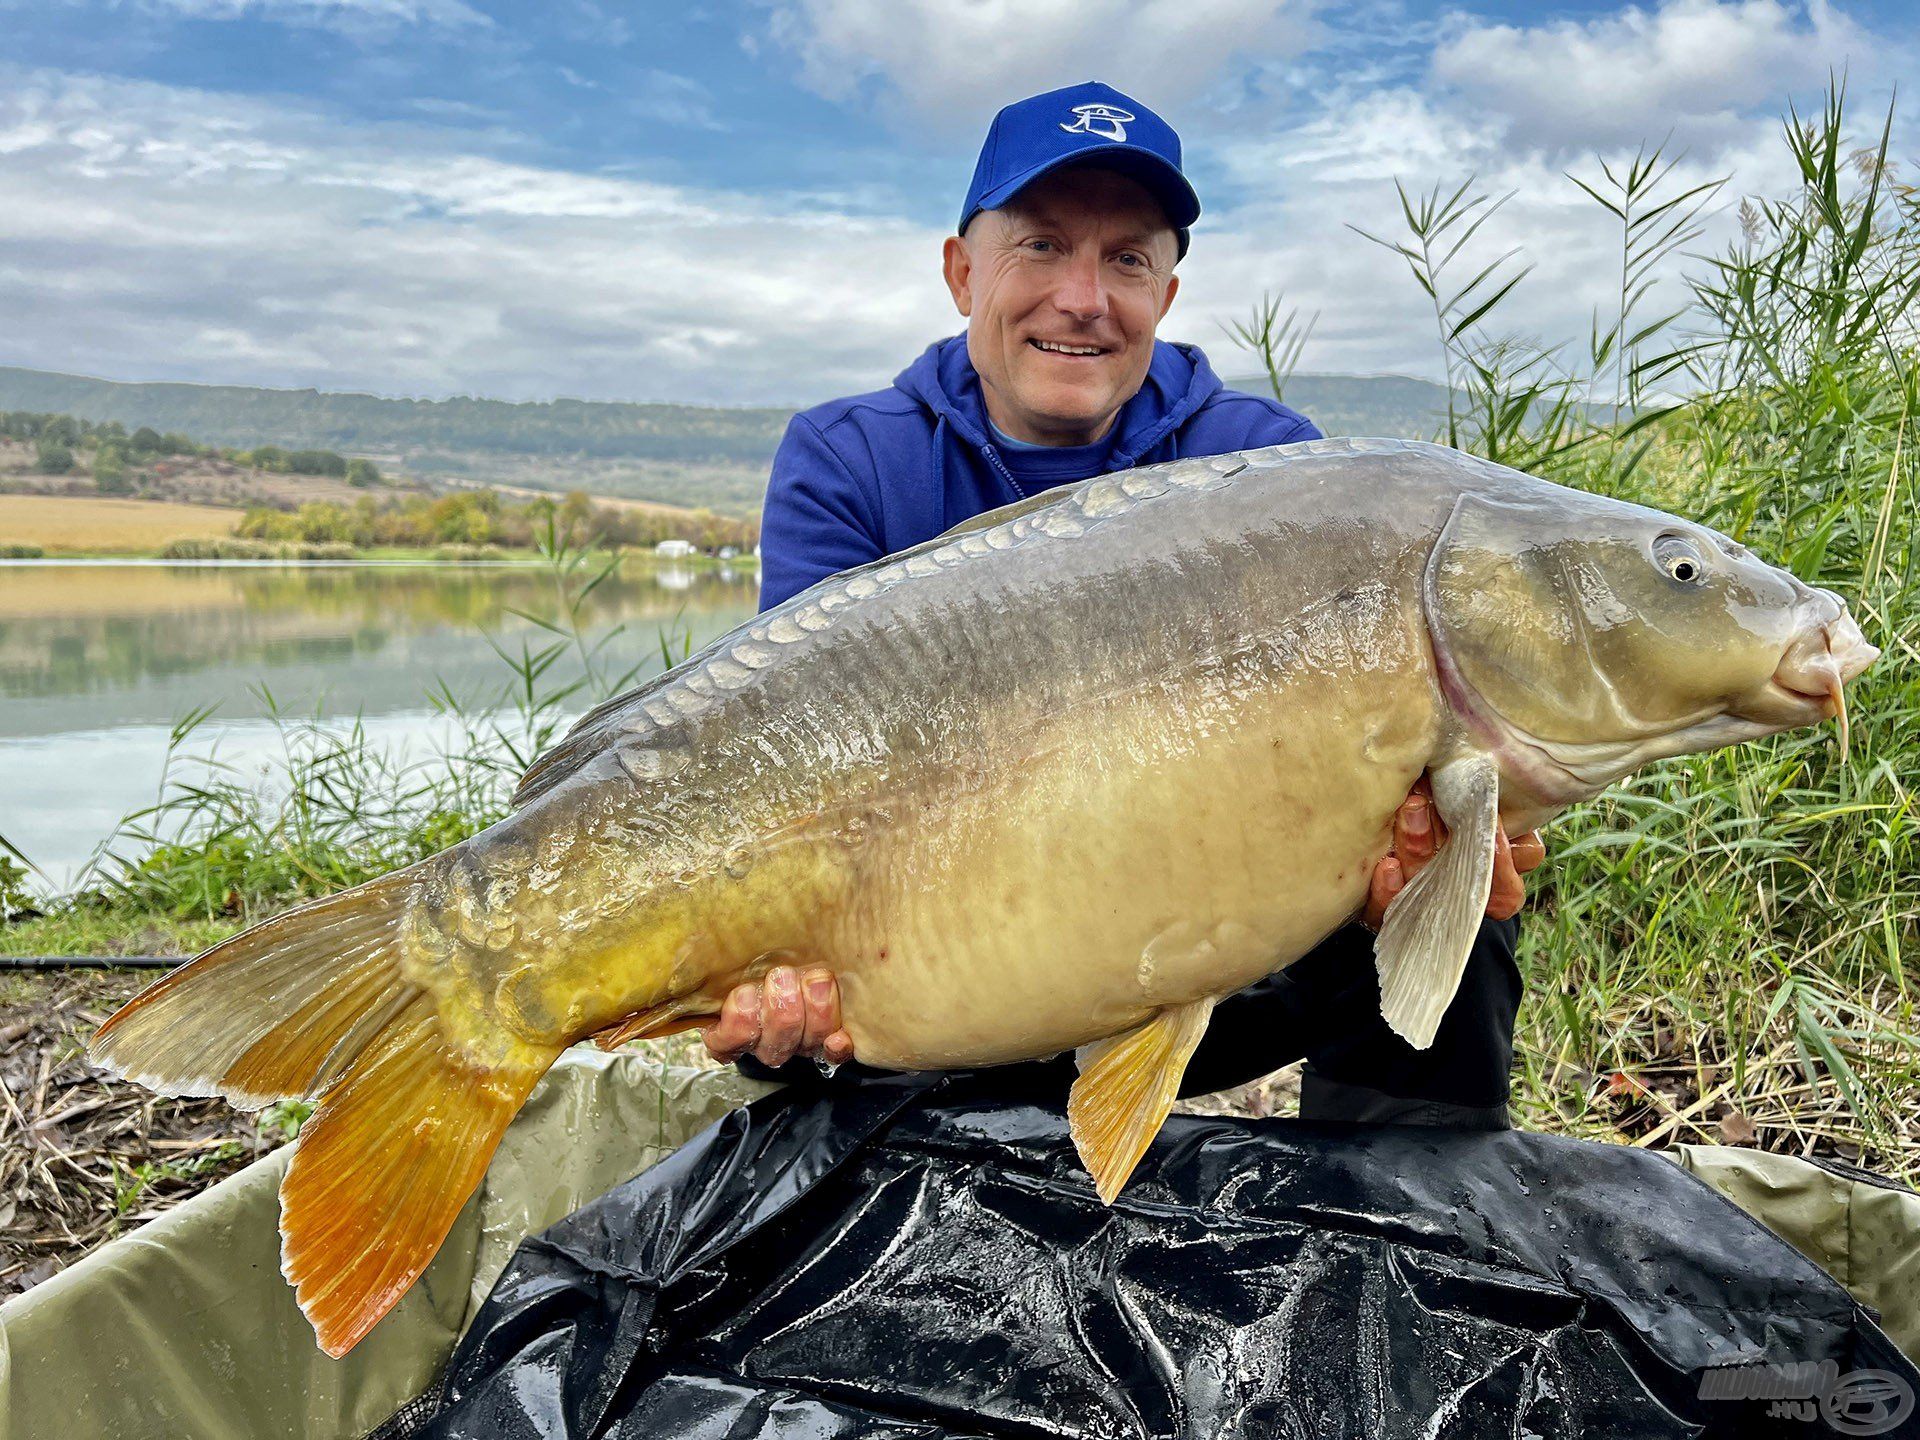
<box><xmin>958</xmin><ymin>81</ymin><xmax>1199</xmax><ymax>260</ymax></box>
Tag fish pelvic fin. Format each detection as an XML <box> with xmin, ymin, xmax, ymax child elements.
<box><xmin>89</xmin><ymin>863</ymin><xmax>562</xmax><ymax>1357</ymax></box>
<box><xmin>592</xmin><ymin>1001</ymin><xmax>706</xmax><ymax>1051</ymax></box>
<box><xmin>1068</xmin><ymin>997</ymin><xmax>1215</xmax><ymax>1205</ymax></box>
<box><xmin>1373</xmin><ymin>751</ymin><xmax>1500</xmax><ymax>1050</ymax></box>
<box><xmin>279</xmin><ymin>1001</ymin><xmax>554</xmax><ymax>1357</ymax></box>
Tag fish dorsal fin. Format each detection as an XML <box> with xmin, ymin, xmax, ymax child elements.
<box><xmin>1068</xmin><ymin>997</ymin><xmax>1215</xmax><ymax>1204</ymax></box>
<box><xmin>1373</xmin><ymin>751</ymin><xmax>1500</xmax><ymax>1049</ymax></box>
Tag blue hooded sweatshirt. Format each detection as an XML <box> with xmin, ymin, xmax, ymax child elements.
<box><xmin>757</xmin><ymin>333</ymin><xmax>1321</xmax><ymax>609</ymax></box>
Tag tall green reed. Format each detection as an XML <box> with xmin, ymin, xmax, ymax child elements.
<box><xmin>1330</xmin><ymin>80</ymin><xmax>1919</xmax><ymax>1174</ymax></box>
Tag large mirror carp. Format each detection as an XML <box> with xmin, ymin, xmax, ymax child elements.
<box><xmin>92</xmin><ymin>438</ymin><xmax>1880</xmax><ymax>1356</ymax></box>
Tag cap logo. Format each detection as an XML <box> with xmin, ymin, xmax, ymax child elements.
<box><xmin>1059</xmin><ymin>103</ymin><xmax>1134</xmax><ymax>143</ymax></box>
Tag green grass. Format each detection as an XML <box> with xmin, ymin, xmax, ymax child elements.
<box><xmin>0</xmin><ymin>910</ymin><xmax>239</xmax><ymax>960</ymax></box>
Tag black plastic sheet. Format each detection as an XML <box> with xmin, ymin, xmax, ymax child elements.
<box><xmin>414</xmin><ymin>1075</ymin><xmax>1920</xmax><ymax>1439</ymax></box>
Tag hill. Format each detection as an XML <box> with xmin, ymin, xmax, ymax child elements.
<box><xmin>0</xmin><ymin>365</ymin><xmax>1459</xmax><ymax>517</ymax></box>
<box><xmin>0</xmin><ymin>412</ymin><xmax>754</xmax><ymax>557</ymax></box>
<box><xmin>0</xmin><ymin>366</ymin><xmax>786</xmax><ymax>516</ymax></box>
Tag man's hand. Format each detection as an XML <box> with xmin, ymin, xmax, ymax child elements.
<box><xmin>1363</xmin><ymin>779</ymin><xmax>1545</xmax><ymax>931</ymax></box>
<box><xmin>702</xmin><ymin>965</ymin><xmax>855</xmax><ymax>1068</ymax></box>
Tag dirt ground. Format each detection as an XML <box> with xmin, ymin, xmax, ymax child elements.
<box><xmin>0</xmin><ymin>493</ymin><xmax>246</xmax><ymax>554</ymax></box>
<box><xmin>0</xmin><ymin>967</ymin><xmax>306</xmax><ymax>1299</ymax></box>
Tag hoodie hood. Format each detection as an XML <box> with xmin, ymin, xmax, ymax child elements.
<box><xmin>892</xmin><ymin>333</ymin><xmax>1225</xmax><ymax>470</ymax></box>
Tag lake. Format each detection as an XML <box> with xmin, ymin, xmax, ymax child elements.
<box><xmin>0</xmin><ymin>560</ymin><xmax>760</xmax><ymax>892</ymax></box>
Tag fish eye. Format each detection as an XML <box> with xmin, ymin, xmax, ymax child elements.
<box><xmin>1653</xmin><ymin>533</ymin><xmax>1707</xmax><ymax>585</ymax></box>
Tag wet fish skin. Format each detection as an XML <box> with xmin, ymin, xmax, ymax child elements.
<box><xmin>89</xmin><ymin>438</ymin><xmax>1877</xmax><ymax>1355</ymax></box>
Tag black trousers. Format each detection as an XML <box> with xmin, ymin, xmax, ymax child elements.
<box><xmin>740</xmin><ymin>916</ymin><xmax>1524</xmax><ymax>1129</ymax></box>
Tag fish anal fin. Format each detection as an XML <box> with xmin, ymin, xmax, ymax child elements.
<box><xmin>278</xmin><ymin>1002</ymin><xmax>556</xmax><ymax>1358</ymax></box>
<box><xmin>1068</xmin><ymin>997</ymin><xmax>1215</xmax><ymax>1205</ymax></box>
<box><xmin>1373</xmin><ymin>751</ymin><xmax>1500</xmax><ymax>1050</ymax></box>
<box><xmin>591</xmin><ymin>1002</ymin><xmax>707</xmax><ymax>1052</ymax></box>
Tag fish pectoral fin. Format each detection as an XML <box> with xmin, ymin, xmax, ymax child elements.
<box><xmin>1373</xmin><ymin>750</ymin><xmax>1500</xmax><ymax>1050</ymax></box>
<box><xmin>1068</xmin><ymin>997</ymin><xmax>1215</xmax><ymax>1205</ymax></box>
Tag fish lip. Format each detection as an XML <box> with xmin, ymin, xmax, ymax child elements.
<box><xmin>1770</xmin><ymin>678</ymin><xmax>1833</xmax><ymax>709</ymax></box>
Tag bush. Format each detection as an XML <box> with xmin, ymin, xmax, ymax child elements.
<box><xmin>158</xmin><ymin>537</ymin><xmax>357</xmax><ymax>560</ymax></box>
<box><xmin>34</xmin><ymin>438</ymin><xmax>74</xmax><ymax>475</ymax></box>
<box><xmin>93</xmin><ymin>444</ymin><xmax>133</xmax><ymax>494</ymax></box>
<box><xmin>159</xmin><ymin>537</ymin><xmax>276</xmax><ymax>559</ymax></box>
<box><xmin>0</xmin><ymin>544</ymin><xmax>46</xmax><ymax>559</ymax></box>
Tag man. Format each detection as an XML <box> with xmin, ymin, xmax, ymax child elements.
<box><xmin>708</xmin><ymin>81</ymin><xmax>1545</xmax><ymax>1126</ymax></box>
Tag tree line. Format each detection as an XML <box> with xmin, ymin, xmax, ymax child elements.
<box><xmin>236</xmin><ymin>490</ymin><xmax>757</xmax><ymax>554</ymax></box>
<box><xmin>3</xmin><ymin>410</ymin><xmax>380</xmax><ymax>493</ymax></box>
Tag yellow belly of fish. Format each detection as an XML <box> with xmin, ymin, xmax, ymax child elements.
<box><xmin>830</xmin><ymin>666</ymin><xmax>1438</xmax><ymax>1070</ymax></box>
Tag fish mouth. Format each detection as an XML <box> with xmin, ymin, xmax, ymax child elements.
<box><xmin>1735</xmin><ymin>601</ymin><xmax>1879</xmax><ymax>761</ymax></box>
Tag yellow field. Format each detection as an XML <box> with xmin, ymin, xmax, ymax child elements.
<box><xmin>0</xmin><ymin>495</ymin><xmax>243</xmax><ymax>555</ymax></box>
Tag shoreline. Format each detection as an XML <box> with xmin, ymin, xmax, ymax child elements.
<box><xmin>0</xmin><ymin>548</ymin><xmax>760</xmax><ymax>566</ymax></box>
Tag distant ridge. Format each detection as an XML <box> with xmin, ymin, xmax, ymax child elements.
<box><xmin>0</xmin><ymin>364</ymin><xmax>1457</xmax><ymax>514</ymax></box>
<box><xmin>0</xmin><ymin>365</ymin><xmax>793</xmax><ymax>467</ymax></box>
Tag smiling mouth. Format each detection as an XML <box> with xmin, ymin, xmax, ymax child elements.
<box><xmin>1028</xmin><ymin>339</ymin><xmax>1110</xmax><ymax>358</ymax></box>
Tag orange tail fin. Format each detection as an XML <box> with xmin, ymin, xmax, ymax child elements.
<box><xmin>279</xmin><ymin>1000</ymin><xmax>552</xmax><ymax>1356</ymax></box>
<box><xmin>90</xmin><ymin>863</ymin><xmax>560</xmax><ymax>1356</ymax></box>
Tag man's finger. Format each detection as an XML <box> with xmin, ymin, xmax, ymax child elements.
<box><xmin>1364</xmin><ymin>854</ymin><xmax>1403</xmax><ymax>932</ymax></box>
<box><xmin>799</xmin><ymin>969</ymin><xmax>842</xmax><ymax>1057</ymax></box>
<box><xmin>1510</xmin><ymin>830</ymin><xmax>1546</xmax><ymax>875</ymax></box>
<box><xmin>1487</xmin><ymin>828</ymin><xmax>1526</xmax><ymax>921</ymax></box>
<box><xmin>1396</xmin><ymin>792</ymin><xmax>1436</xmax><ymax>870</ymax></box>
<box><xmin>702</xmin><ymin>983</ymin><xmax>762</xmax><ymax>1062</ymax></box>
<box><xmin>755</xmin><ymin>966</ymin><xmax>806</xmax><ymax>1068</ymax></box>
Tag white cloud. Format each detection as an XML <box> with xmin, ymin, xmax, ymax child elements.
<box><xmin>0</xmin><ymin>0</ymin><xmax>1909</xmax><ymax>421</ymax></box>
<box><xmin>1169</xmin><ymin>0</ymin><xmax>1911</xmax><ymax>387</ymax></box>
<box><xmin>1431</xmin><ymin>0</ymin><xmax>1870</xmax><ymax>149</ymax></box>
<box><xmin>765</xmin><ymin>0</ymin><xmax>1318</xmax><ymax>132</ymax></box>
<box><xmin>0</xmin><ymin>68</ymin><xmax>956</xmax><ymax>406</ymax></box>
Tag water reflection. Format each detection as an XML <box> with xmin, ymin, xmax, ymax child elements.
<box><xmin>0</xmin><ymin>560</ymin><xmax>760</xmax><ymax>887</ymax></box>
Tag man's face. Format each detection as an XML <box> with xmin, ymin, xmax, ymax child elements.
<box><xmin>942</xmin><ymin>164</ymin><xmax>1180</xmax><ymax>446</ymax></box>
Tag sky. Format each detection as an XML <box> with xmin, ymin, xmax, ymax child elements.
<box><xmin>0</xmin><ymin>0</ymin><xmax>1912</xmax><ymax>408</ymax></box>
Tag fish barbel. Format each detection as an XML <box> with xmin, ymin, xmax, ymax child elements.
<box><xmin>91</xmin><ymin>438</ymin><xmax>1879</xmax><ymax>1355</ymax></box>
